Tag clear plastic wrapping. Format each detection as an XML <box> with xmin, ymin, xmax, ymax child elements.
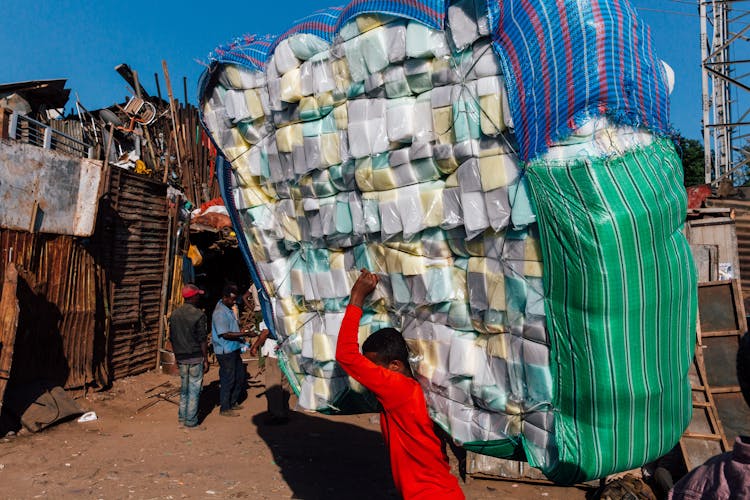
<box><xmin>201</xmin><ymin>10</ymin><xmax>551</xmax><ymax>451</ymax></box>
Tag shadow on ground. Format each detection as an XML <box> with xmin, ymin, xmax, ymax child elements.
<box><xmin>196</xmin><ymin>380</ymin><xmax>220</xmax><ymax>424</ymax></box>
<box><xmin>252</xmin><ymin>411</ymin><xmax>398</xmax><ymax>500</ymax></box>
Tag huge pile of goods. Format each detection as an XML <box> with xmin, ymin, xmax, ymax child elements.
<box><xmin>199</xmin><ymin>0</ymin><xmax>697</xmax><ymax>483</ymax></box>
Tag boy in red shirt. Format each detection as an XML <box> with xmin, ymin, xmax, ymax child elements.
<box><xmin>336</xmin><ymin>270</ymin><xmax>465</xmax><ymax>500</ymax></box>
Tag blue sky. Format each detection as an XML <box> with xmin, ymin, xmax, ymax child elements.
<box><xmin>0</xmin><ymin>0</ymin><xmax>702</xmax><ymax>139</ymax></box>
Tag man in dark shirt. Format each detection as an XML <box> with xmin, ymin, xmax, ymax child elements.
<box><xmin>169</xmin><ymin>284</ymin><xmax>209</xmax><ymax>428</ymax></box>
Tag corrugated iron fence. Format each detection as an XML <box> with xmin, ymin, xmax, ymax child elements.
<box><xmin>0</xmin><ymin>167</ymin><xmax>171</xmax><ymax>389</ymax></box>
<box><xmin>94</xmin><ymin>168</ymin><xmax>169</xmax><ymax>381</ymax></box>
<box><xmin>0</xmin><ymin>230</ymin><xmax>105</xmax><ymax>389</ymax></box>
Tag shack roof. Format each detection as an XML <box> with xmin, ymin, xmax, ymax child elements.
<box><xmin>0</xmin><ymin>79</ymin><xmax>70</xmax><ymax>112</ymax></box>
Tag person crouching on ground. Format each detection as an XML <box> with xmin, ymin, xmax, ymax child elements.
<box><xmin>169</xmin><ymin>284</ymin><xmax>208</xmax><ymax>429</ymax></box>
<box><xmin>212</xmin><ymin>285</ymin><xmax>251</xmax><ymax>417</ymax></box>
<box><xmin>335</xmin><ymin>269</ymin><xmax>465</xmax><ymax>500</ymax></box>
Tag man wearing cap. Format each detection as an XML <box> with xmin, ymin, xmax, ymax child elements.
<box><xmin>169</xmin><ymin>284</ymin><xmax>209</xmax><ymax>429</ymax></box>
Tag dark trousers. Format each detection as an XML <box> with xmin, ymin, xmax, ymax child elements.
<box><xmin>216</xmin><ymin>350</ymin><xmax>245</xmax><ymax>411</ymax></box>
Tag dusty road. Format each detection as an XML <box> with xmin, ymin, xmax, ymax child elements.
<box><xmin>0</xmin><ymin>361</ymin><xmax>591</xmax><ymax>499</ymax></box>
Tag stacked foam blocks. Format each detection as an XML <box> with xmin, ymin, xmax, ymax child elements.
<box><xmin>200</xmin><ymin>0</ymin><xmax>688</xmax><ymax>478</ymax></box>
<box><xmin>202</xmin><ymin>2</ymin><xmax>550</xmax><ymax>444</ymax></box>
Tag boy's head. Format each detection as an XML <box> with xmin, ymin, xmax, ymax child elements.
<box><xmin>221</xmin><ymin>284</ymin><xmax>239</xmax><ymax>307</ymax></box>
<box><xmin>362</xmin><ymin>328</ymin><xmax>412</xmax><ymax>377</ymax></box>
<box><xmin>738</xmin><ymin>332</ymin><xmax>750</xmax><ymax>407</ymax></box>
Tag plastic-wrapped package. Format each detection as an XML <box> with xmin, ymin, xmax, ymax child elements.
<box><xmin>431</xmin><ymin>86</ymin><xmax>455</xmax><ymax>145</ymax></box>
<box><xmin>272</xmin><ymin>38</ymin><xmax>302</xmax><ymax>75</ymax></box>
<box><xmin>447</xmin><ymin>0</ymin><xmax>489</xmax><ymax>52</ymax></box>
<box><xmin>200</xmin><ymin>1</ymin><xmax>694</xmax><ymax>486</ymax></box>
<box><xmin>361</xmin><ymin>26</ymin><xmax>390</xmax><ymax>74</ymax></box>
<box><xmin>385</xmin><ymin>21</ymin><xmax>407</xmax><ymax>64</ymax></box>
<box><xmin>288</xmin><ymin>33</ymin><xmax>330</xmax><ymax>61</ymax></box>
<box><xmin>406</xmin><ymin>21</ymin><xmax>449</xmax><ymax>59</ymax></box>
<box><xmin>384</xmin><ymin>65</ymin><xmax>411</xmax><ymax>98</ymax></box>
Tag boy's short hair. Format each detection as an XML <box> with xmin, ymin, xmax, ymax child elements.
<box><xmin>362</xmin><ymin>328</ymin><xmax>410</xmax><ymax>368</ymax></box>
<box><xmin>222</xmin><ymin>284</ymin><xmax>239</xmax><ymax>297</ymax></box>
<box><xmin>738</xmin><ymin>332</ymin><xmax>750</xmax><ymax>407</ymax></box>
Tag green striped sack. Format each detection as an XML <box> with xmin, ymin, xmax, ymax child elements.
<box><xmin>525</xmin><ymin>138</ymin><xmax>697</xmax><ymax>483</ymax></box>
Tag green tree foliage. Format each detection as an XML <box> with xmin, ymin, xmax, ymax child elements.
<box><xmin>674</xmin><ymin>135</ymin><xmax>706</xmax><ymax>186</ymax></box>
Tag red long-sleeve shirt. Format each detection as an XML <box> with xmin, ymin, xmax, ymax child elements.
<box><xmin>336</xmin><ymin>305</ymin><xmax>465</xmax><ymax>500</ymax></box>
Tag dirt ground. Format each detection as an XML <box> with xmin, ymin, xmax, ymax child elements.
<box><xmin>0</xmin><ymin>359</ymin><xmax>592</xmax><ymax>499</ymax></box>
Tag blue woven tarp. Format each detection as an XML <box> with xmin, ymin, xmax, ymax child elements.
<box><xmin>207</xmin><ymin>33</ymin><xmax>278</xmax><ymax>71</ymax></box>
<box><xmin>269</xmin><ymin>6</ymin><xmax>345</xmax><ymax>49</ymax></box>
<box><xmin>487</xmin><ymin>0</ymin><xmax>671</xmax><ymax>161</ymax></box>
<box><xmin>267</xmin><ymin>1</ymin><xmax>447</xmax><ymax>54</ymax></box>
<box><xmin>336</xmin><ymin>0</ymin><xmax>445</xmax><ymax>30</ymax></box>
<box><xmin>203</xmin><ymin>0</ymin><xmax>670</xmax><ymax>162</ymax></box>
<box><xmin>203</xmin><ymin>1</ymin><xmax>446</xmax><ymax>76</ymax></box>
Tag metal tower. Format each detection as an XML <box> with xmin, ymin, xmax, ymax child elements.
<box><xmin>700</xmin><ymin>0</ymin><xmax>750</xmax><ymax>184</ymax></box>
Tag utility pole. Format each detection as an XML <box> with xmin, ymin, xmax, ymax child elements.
<box><xmin>700</xmin><ymin>0</ymin><xmax>750</xmax><ymax>185</ymax></box>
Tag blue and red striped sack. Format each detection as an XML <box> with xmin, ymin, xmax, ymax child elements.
<box><xmin>487</xmin><ymin>0</ymin><xmax>671</xmax><ymax>161</ymax></box>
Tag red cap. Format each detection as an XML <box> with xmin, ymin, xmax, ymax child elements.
<box><xmin>182</xmin><ymin>284</ymin><xmax>205</xmax><ymax>299</ymax></box>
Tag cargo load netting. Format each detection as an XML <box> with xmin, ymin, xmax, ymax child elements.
<box><xmin>198</xmin><ymin>0</ymin><xmax>696</xmax><ymax>484</ymax></box>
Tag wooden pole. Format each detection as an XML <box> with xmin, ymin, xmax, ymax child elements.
<box><xmin>154</xmin><ymin>73</ymin><xmax>162</xmax><ymax>101</ymax></box>
<box><xmin>155</xmin><ymin>201</ymin><xmax>175</xmax><ymax>371</ymax></box>
<box><xmin>161</xmin><ymin>60</ymin><xmax>182</xmax><ymax>184</ymax></box>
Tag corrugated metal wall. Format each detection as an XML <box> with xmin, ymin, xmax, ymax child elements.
<box><xmin>0</xmin><ymin>167</ymin><xmax>172</xmax><ymax>390</ymax></box>
<box><xmin>95</xmin><ymin>168</ymin><xmax>169</xmax><ymax>380</ymax></box>
<box><xmin>706</xmin><ymin>198</ymin><xmax>750</xmax><ymax>295</ymax></box>
<box><xmin>0</xmin><ymin>230</ymin><xmax>106</xmax><ymax>389</ymax></box>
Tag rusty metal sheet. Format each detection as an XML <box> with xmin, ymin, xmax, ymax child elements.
<box><xmin>680</xmin><ymin>349</ymin><xmax>729</xmax><ymax>471</ymax></box>
<box><xmin>95</xmin><ymin>167</ymin><xmax>169</xmax><ymax>380</ymax></box>
<box><xmin>697</xmin><ymin>280</ymin><xmax>746</xmax><ymax>335</ymax></box>
<box><xmin>0</xmin><ymin>263</ymin><xmax>19</xmax><ymax>407</ymax></box>
<box><xmin>692</xmin><ymin>277</ymin><xmax>749</xmax><ymax>456</ymax></box>
<box><xmin>0</xmin><ymin>231</ymin><xmax>103</xmax><ymax>390</ymax></box>
<box><xmin>0</xmin><ymin>165</ymin><xmax>170</xmax><ymax>391</ymax></box>
<box><xmin>0</xmin><ymin>139</ymin><xmax>102</xmax><ymax>236</ymax></box>
<box><xmin>714</xmin><ymin>393</ymin><xmax>750</xmax><ymax>443</ymax></box>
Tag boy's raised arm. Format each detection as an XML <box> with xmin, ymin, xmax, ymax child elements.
<box><xmin>335</xmin><ymin>271</ymin><xmax>397</xmax><ymax>396</ymax></box>
<box><xmin>335</xmin><ymin>269</ymin><xmax>378</xmax><ymax>369</ymax></box>
<box><xmin>348</xmin><ymin>269</ymin><xmax>378</xmax><ymax>310</ymax></box>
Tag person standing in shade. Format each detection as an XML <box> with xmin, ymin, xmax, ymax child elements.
<box><xmin>250</xmin><ymin>320</ymin><xmax>291</xmax><ymax>424</ymax></box>
<box><xmin>212</xmin><ymin>285</ymin><xmax>251</xmax><ymax>417</ymax></box>
<box><xmin>169</xmin><ymin>284</ymin><xmax>209</xmax><ymax>429</ymax></box>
